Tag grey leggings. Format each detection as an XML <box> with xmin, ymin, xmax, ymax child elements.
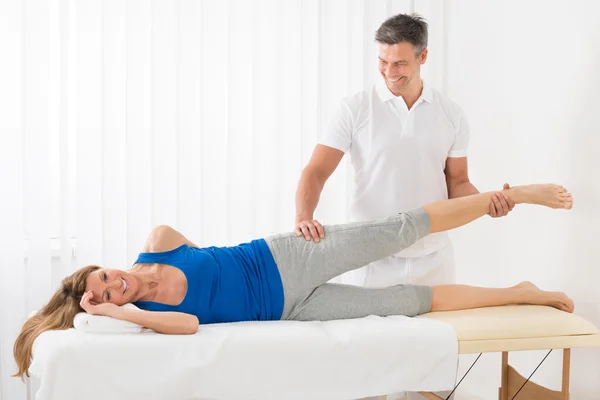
<box><xmin>264</xmin><ymin>208</ymin><xmax>433</xmax><ymax>321</ymax></box>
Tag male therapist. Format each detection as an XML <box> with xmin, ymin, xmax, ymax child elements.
<box><xmin>295</xmin><ymin>14</ymin><xmax>513</xmax><ymax>295</ymax></box>
<box><xmin>294</xmin><ymin>15</ymin><xmax>514</xmax><ymax>399</ymax></box>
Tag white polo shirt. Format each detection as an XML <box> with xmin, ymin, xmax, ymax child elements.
<box><xmin>319</xmin><ymin>80</ymin><xmax>469</xmax><ymax>258</ymax></box>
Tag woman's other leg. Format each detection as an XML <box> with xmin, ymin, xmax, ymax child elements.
<box><xmin>430</xmin><ymin>281</ymin><xmax>574</xmax><ymax>313</ymax></box>
<box><xmin>288</xmin><ymin>281</ymin><xmax>573</xmax><ymax>321</ymax></box>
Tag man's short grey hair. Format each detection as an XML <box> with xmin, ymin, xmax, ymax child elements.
<box><xmin>375</xmin><ymin>13</ymin><xmax>428</xmax><ymax>55</ymax></box>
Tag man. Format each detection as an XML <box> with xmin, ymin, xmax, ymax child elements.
<box><xmin>294</xmin><ymin>13</ymin><xmax>513</xmax><ymax>399</ymax></box>
<box><xmin>295</xmin><ymin>12</ymin><xmax>512</xmax><ymax>287</ymax></box>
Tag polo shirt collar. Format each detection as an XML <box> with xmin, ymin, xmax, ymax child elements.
<box><xmin>376</xmin><ymin>79</ymin><xmax>433</xmax><ymax>104</ymax></box>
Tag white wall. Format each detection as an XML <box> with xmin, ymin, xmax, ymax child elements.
<box><xmin>445</xmin><ymin>1</ymin><xmax>600</xmax><ymax>398</ymax></box>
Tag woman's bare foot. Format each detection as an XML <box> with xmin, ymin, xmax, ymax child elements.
<box><xmin>515</xmin><ymin>281</ymin><xmax>574</xmax><ymax>313</ymax></box>
<box><xmin>507</xmin><ymin>184</ymin><xmax>573</xmax><ymax>209</ymax></box>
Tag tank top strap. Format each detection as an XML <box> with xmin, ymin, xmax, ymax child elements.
<box><xmin>134</xmin><ymin>244</ymin><xmax>188</xmax><ymax>265</ymax></box>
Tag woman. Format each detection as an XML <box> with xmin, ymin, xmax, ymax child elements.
<box><xmin>14</xmin><ymin>183</ymin><xmax>574</xmax><ymax>378</ymax></box>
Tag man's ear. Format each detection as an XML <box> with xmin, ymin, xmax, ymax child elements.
<box><xmin>419</xmin><ymin>48</ymin><xmax>428</xmax><ymax>64</ymax></box>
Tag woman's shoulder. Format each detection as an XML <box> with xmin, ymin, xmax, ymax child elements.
<box><xmin>142</xmin><ymin>225</ymin><xmax>197</xmax><ymax>253</ymax></box>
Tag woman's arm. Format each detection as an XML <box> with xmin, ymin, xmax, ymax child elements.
<box><xmin>80</xmin><ymin>291</ymin><xmax>199</xmax><ymax>334</ymax></box>
<box><xmin>115</xmin><ymin>307</ymin><xmax>199</xmax><ymax>334</ymax></box>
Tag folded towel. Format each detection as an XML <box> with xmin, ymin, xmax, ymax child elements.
<box><xmin>73</xmin><ymin>303</ymin><xmax>145</xmax><ymax>333</ymax></box>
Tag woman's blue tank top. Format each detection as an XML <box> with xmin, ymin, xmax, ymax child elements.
<box><xmin>133</xmin><ymin>239</ymin><xmax>284</xmax><ymax>324</ymax></box>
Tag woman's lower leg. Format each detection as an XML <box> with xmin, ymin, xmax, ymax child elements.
<box><xmin>429</xmin><ymin>281</ymin><xmax>574</xmax><ymax>313</ymax></box>
<box><xmin>423</xmin><ymin>184</ymin><xmax>572</xmax><ymax>233</ymax></box>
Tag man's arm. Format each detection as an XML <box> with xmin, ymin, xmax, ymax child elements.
<box><xmin>445</xmin><ymin>157</ymin><xmax>479</xmax><ymax>198</ymax></box>
<box><xmin>295</xmin><ymin>144</ymin><xmax>344</xmax><ymax>241</ymax></box>
<box><xmin>445</xmin><ymin>157</ymin><xmax>513</xmax><ymax>217</ymax></box>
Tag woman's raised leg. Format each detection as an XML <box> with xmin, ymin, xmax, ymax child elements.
<box><xmin>270</xmin><ymin>184</ymin><xmax>572</xmax><ymax>289</ymax></box>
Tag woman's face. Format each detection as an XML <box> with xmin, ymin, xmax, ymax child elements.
<box><xmin>85</xmin><ymin>268</ymin><xmax>139</xmax><ymax>306</ymax></box>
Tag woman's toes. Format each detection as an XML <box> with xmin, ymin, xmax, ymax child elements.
<box><xmin>559</xmin><ymin>191</ymin><xmax>573</xmax><ymax>209</ymax></box>
<box><xmin>565</xmin><ymin>199</ymin><xmax>574</xmax><ymax>210</ymax></box>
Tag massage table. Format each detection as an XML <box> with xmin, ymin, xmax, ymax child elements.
<box><xmin>28</xmin><ymin>305</ymin><xmax>600</xmax><ymax>400</ymax></box>
<box><xmin>418</xmin><ymin>305</ymin><xmax>600</xmax><ymax>400</ymax></box>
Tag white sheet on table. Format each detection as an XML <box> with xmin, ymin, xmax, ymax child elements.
<box><xmin>30</xmin><ymin>315</ymin><xmax>458</xmax><ymax>400</ymax></box>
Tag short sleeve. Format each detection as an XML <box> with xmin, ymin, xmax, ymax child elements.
<box><xmin>318</xmin><ymin>101</ymin><xmax>354</xmax><ymax>153</ymax></box>
<box><xmin>448</xmin><ymin>108</ymin><xmax>469</xmax><ymax>158</ymax></box>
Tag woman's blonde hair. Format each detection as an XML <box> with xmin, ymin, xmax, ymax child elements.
<box><xmin>13</xmin><ymin>265</ymin><xmax>100</xmax><ymax>379</ymax></box>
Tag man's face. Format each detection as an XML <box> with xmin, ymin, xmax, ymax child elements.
<box><xmin>378</xmin><ymin>42</ymin><xmax>427</xmax><ymax>96</ymax></box>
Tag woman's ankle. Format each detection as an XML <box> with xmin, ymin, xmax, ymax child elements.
<box><xmin>504</xmin><ymin>186</ymin><xmax>525</xmax><ymax>205</ymax></box>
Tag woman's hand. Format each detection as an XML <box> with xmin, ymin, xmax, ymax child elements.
<box><xmin>79</xmin><ymin>290</ymin><xmax>122</xmax><ymax>319</ymax></box>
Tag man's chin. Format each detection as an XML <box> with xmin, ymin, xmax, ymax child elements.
<box><xmin>387</xmin><ymin>82</ymin><xmax>407</xmax><ymax>95</ymax></box>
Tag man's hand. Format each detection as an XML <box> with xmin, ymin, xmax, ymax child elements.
<box><xmin>79</xmin><ymin>290</ymin><xmax>122</xmax><ymax>318</ymax></box>
<box><xmin>295</xmin><ymin>218</ymin><xmax>325</xmax><ymax>242</ymax></box>
<box><xmin>488</xmin><ymin>183</ymin><xmax>515</xmax><ymax>218</ymax></box>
